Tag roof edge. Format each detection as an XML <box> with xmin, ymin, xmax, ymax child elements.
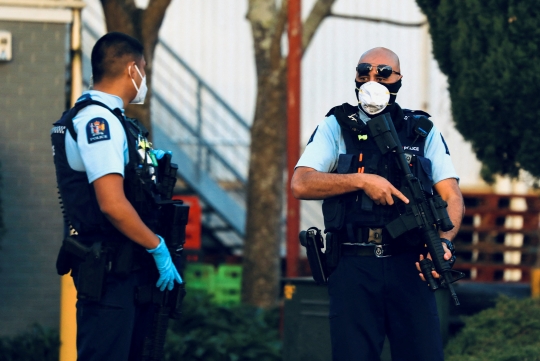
<box><xmin>0</xmin><ymin>0</ymin><xmax>85</xmax><ymax>9</ymax></box>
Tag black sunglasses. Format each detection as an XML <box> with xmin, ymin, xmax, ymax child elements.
<box><xmin>356</xmin><ymin>63</ymin><xmax>401</xmax><ymax>78</ymax></box>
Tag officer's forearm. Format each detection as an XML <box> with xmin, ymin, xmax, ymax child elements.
<box><xmin>103</xmin><ymin>201</ymin><xmax>160</xmax><ymax>249</ymax></box>
<box><xmin>440</xmin><ymin>194</ymin><xmax>464</xmax><ymax>240</ymax></box>
<box><xmin>94</xmin><ymin>174</ymin><xmax>160</xmax><ymax>249</ymax></box>
<box><xmin>434</xmin><ymin>178</ymin><xmax>464</xmax><ymax>241</ymax></box>
<box><xmin>291</xmin><ymin>167</ymin><xmax>363</xmax><ymax>200</ymax></box>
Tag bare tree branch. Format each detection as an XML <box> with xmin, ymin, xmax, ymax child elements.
<box><xmin>330</xmin><ymin>12</ymin><xmax>427</xmax><ymax>27</ymax></box>
<box><xmin>142</xmin><ymin>0</ymin><xmax>173</xmax><ymax>53</ymax></box>
<box><xmin>302</xmin><ymin>0</ymin><xmax>336</xmax><ymax>54</ymax></box>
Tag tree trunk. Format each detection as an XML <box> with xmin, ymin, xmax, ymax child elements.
<box><xmin>100</xmin><ymin>0</ymin><xmax>171</xmax><ymax>137</ymax></box>
<box><xmin>243</xmin><ymin>67</ymin><xmax>288</xmax><ymax>307</ymax></box>
<box><xmin>242</xmin><ymin>0</ymin><xmax>335</xmax><ymax>308</ymax></box>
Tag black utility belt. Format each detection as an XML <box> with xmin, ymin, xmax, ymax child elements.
<box><xmin>341</xmin><ymin>243</ymin><xmax>420</xmax><ymax>258</ymax></box>
<box><xmin>343</xmin><ymin>227</ymin><xmax>386</xmax><ymax>245</ymax></box>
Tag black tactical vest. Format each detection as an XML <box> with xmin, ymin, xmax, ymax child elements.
<box><xmin>321</xmin><ymin>103</ymin><xmax>435</xmax><ymax>244</ymax></box>
<box><xmin>51</xmin><ymin>96</ymin><xmax>161</xmax><ymax>244</ymax></box>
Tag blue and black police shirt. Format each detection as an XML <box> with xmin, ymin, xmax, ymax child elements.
<box><xmin>296</xmin><ymin>110</ymin><xmax>459</xmax><ymax>184</ymax></box>
<box><xmin>65</xmin><ymin>90</ymin><xmax>129</xmax><ymax>184</ymax></box>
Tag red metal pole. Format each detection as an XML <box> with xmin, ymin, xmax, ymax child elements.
<box><xmin>286</xmin><ymin>0</ymin><xmax>301</xmax><ymax>278</ymax></box>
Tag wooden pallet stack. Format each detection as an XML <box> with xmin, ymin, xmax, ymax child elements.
<box><xmin>454</xmin><ymin>192</ymin><xmax>540</xmax><ymax>282</ymax></box>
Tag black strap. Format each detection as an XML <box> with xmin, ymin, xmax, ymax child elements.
<box><xmin>331</xmin><ymin>103</ymin><xmax>366</xmax><ymax>154</ymax></box>
<box><xmin>65</xmin><ymin>99</ymin><xmax>123</xmax><ymax>142</ymax></box>
<box><xmin>65</xmin><ymin>115</ymin><xmax>78</xmax><ymax>141</ymax></box>
<box><xmin>402</xmin><ymin>108</ymin><xmax>431</xmax><ymax>118</ymax></box>
<box><xmin>332</xmin><ymin>103</ymin><xmax>363</xmax><ymax>132</ymax></box>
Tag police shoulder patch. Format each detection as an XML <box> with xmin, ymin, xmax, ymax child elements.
<box><xmin>86</xmin><ymin>117</ymin><xmax>111</xmax><ymax>144</ymax></box>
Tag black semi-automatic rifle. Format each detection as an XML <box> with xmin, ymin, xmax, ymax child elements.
<box><xmin>367</xmin><ymin>113</ymin><xmax>464</xmax><ymax>305</ymax></box>
<box><xmin>139</xmin><ymin>153</ymin><xmax>190</xmax><ymax>361</ymax></box>
<box><xmin>139</xmin><ymin>201</ymin><xmax>190</xmax><ymax>361</ymax></box>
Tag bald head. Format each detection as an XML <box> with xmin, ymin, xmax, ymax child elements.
<box><xmin>359</xmin><ymin>47</ymin><xmax>400</xmax><ymax>71</ymax></box>
<box><xmin>355</xmin><ymin>47</ymin><xmax>402</xmax><ymax>85</ymax></box>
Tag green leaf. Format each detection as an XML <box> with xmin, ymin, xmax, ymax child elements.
<box><xmin>165</xmin><ymin>293</ymin><xmax>282</xmax><ymax>361</ymax></box>
<box><xmin>445</xmin><ymin>296</ymin><xmax>540</xmax><ymax>361</ymax></box>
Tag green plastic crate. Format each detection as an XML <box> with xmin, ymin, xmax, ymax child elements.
<box><xmin>183</xmin><ymin>263</ymin><xmax>216</xmax><ymax>295</ymax></box>
<box><xmin>215</xmin><ymin>264</ymin><xmax>243</xmax><ymax>285</ymax></box>
<box><xmin>213</xmin><ymin>265</ymin><xmax>242</xmax><ymax>306</ymax></box>
<box><xmin>213</xmin><ymin>285</ymin><xmax>241</xmax><ymax>306</ymax></box>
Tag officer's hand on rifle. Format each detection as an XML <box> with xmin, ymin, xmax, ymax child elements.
<box><xmin>147</xmin><ymin>235</ymin><xmax>183</xmax><ymax>291</ymax></box>
<box><xmin>415</xmin><ymin>242</ymin><xmax>453</xmax><ymax>282</ymax></box>
<box><xmin>360</xmin><ymin>174</ymin><xmax>409</xmax><ymax>205</ymax></box>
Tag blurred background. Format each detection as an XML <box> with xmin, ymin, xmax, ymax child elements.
<box><xmin>0</xmin><ymin>0</ymin><xmax>539</xmax><ymax>360</ymax></box>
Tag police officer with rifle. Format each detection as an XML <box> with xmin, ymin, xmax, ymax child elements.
<box><xmin>51</xmin><ymin>32</ymin><xmax>188</xmax><ymax>361</ymax></box>
<box><xmin>292</xmin><ymin>47</ymin><xmax>464</xmax><ymax>361</ymax></box>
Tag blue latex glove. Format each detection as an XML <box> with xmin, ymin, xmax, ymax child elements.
<box><xmin>150</xmin><ymin>149</ymin><xmax>172</xmax><ymax>160</ymax></box>
<box><xmin>147</xmin><ymin>235</ymin><xmax>183</xmax><ymax>291</ymax></box>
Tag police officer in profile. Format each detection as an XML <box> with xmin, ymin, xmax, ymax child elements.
<box><xmin>51</xmin><ymin>32</ymin><xmax>182</xmax><ymax>361</ymax></box>
<box><xmin>291</xmin><ymin>47</ymin><xmax>464</xmax><ymax>361</ymax></box>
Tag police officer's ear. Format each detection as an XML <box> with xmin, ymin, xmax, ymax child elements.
<box><xmin>127</xmin><ymin>57</ymin><xmax>146</xmax><ymax>82</ymax></box>
<box><xmin>126</xmin><ymin>61</ymin><xmax>137</xmax><ymax>80</ymax></box>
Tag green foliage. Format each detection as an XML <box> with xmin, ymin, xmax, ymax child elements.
<box><xmin>416</xmin><ymin>0</ymin><xmax>540</xmax><ymax>181</ymax></box>
<box><xmin>0</xmin><ymin>295</ymin><xmax>282</xmax><ymax>361</ymax></box>
<box><xmin>0</xmin><ymin>324</ymin><xmax>59</xmax><ymax>361</ymax></box>
<box><xmin>165</xmin><ymin>293</ymin><xmax>282</xmax><ymax>361</ymax></box>
<box><xmin>445</xmin><ymin>296</ymin><xmax>540</xmax><ymax>361</ymax></box>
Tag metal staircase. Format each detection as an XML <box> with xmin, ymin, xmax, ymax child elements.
<box><xmin>150</xmin><ymin>40</ymin><xmax>251</xmax><ymax>252</ymax></box>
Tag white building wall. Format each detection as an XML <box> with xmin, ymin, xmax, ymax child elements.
<box><xmin>83</xmin><ymin>0</ymin><xmax>484</xmax><ymax>188</ymax></box>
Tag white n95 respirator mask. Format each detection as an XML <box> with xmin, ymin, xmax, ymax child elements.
<box><xmin>356</xmin><ymin>81</ymin><xmax>390</xmax><ymax>115</ymax></box>
<box><xmin>129</xmin><ymin>65</ymin><xmax>148</xmax><ymax>105</ymax></box>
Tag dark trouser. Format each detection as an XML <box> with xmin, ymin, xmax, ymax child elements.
<box><xmin>328</xmin><ymin>252</ymin><xmax>444</xmax><ymax>361</ymax></box>
<box><xmin>72</xmin><ymin>269</ymin><xmax>155</xmax><ymax>361</ymax></box>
